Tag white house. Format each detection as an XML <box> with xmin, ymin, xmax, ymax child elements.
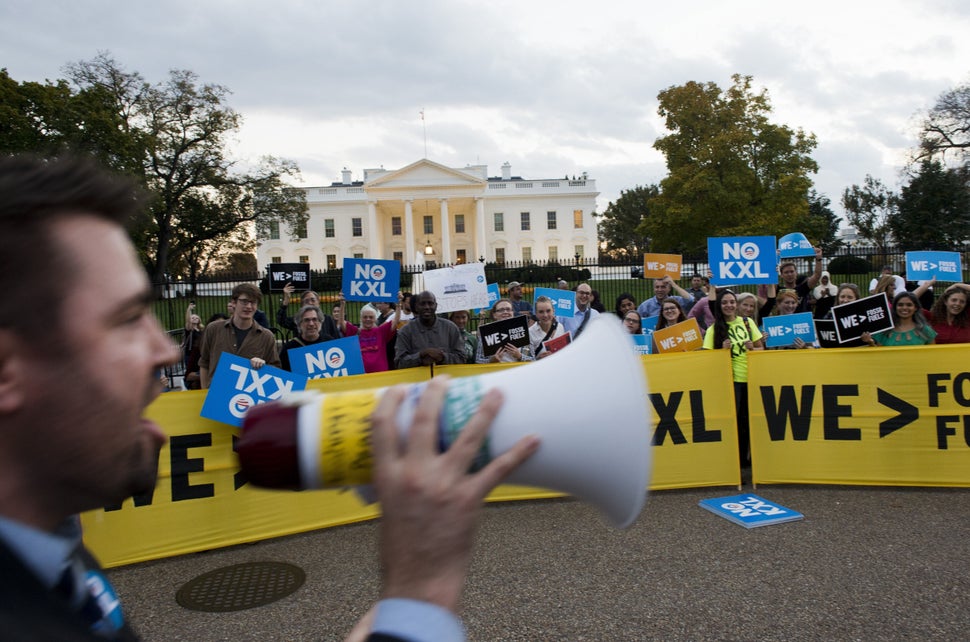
<box><xmin>257</xmin><ymin>159</ymin><xmax>600</xmax><ymax>270</ymax></box>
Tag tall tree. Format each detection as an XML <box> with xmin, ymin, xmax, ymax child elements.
<box><xmin>919</xmin><ymin>81</ymin><xmax>970</xmax><ymax>162</ymax></box>
<box><xmin>889</xmin><ymin>160</ymin><xmax>970</xmax><ymax>249</ymax></box>
<box><xmin>0</xmin><ymin>55</ymin><xmax>307</xmax><ymax>285</ymax></box>
<box><xmin>841</xmin><ymin>176</ymin><xmax>896</xmax><ymax>251</ymax></box>
<box><xmin>803</xmin><ymin>190</ymin><xmax>843</xmax><ymax>254</ymax></box>
<box><xmin>641</xmin><ymin>74</ymin><xmax>818</xmax><ymax>253</ymax></box>
<box><xmin>595</xmin><ymin>184</ymin><xmax>658</xmax><ymax>260</ymax></box>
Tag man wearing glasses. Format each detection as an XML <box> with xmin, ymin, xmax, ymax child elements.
<box><xmin>199</xmin><ymin>283</ymin><xmax>281</xmax><ymax>388</ymax></box>
<box><xmin>558</xmin><ymin>283</ymin><xmax>599</xmax><ymax>339</ymax></box>
<box><xmin>280</xmin><ymin>306</ymin><xmax>329</xmax><ymax>371</ymax></box>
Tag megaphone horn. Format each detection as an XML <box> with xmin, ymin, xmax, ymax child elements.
<box><xmin>237</xmin><ymin>315</ymin><xmax>652</xmax><ymax>528</ymax></box>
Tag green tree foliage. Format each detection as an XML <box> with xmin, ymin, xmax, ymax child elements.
<box><xmin>919</xmin><ymin>81</ymin><xmax>970</xmax><ymax>162</ymax></box>
<box><xmin>595</xmin><ymin>184</ymin><xmax>658</xmax><ymax>259</ymax></box>
<box><xmin>641</xmin><ymin>74</ymin><xmax>818</xmax><ymax>253</ymax></box>
<box><xmin>803</xmin><ymin>189</ymin><xmax>843</xmax><ymax>254</ymax></box>
<box><xmin>889</xmin><ymin>160</ymin><xmax>970</xmax><ymax>249</ymax></box>
<box><xmin>0</xmin><ymin>55</ymin><xmax>307</xmax><ymax>284</ymax></box>
<box><xmin>841</xmin><ymin>175</ymin><xmax>896</xmax><ymax>251</ymax></box>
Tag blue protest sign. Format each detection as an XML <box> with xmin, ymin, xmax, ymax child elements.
<box><xmin>778</xmin><ymin>232</ymin><xmax>814</xmax><ymax>259</ymax></box>
<box><xmin>473</xmin><ymin>283</ymin><xmax>501</xmax><ymax>314</ymax></box>
<box><xmin>287</xmin><ymin>336</ymin><xmax>366</xmax><ymax>379</ymax></box>
<box><xmin>632</xmin><ymin>334</ymin><xmax>652</xmax><ymax>355</ymax></box>
<box><xmin>905</xmin><ymin>251</ymin><xmax>963</xmax><ymax>282</ymax></box>
<box><xmin>762</xmin><ymin>312</ymin><xmax>816</xmax><ymax>348</ymax></box>
<box><xmin>200</xmin><ymin>353</ymin><xmax>307</xmax><ymax>427</ymax></box>
<box><xmin>641</xmin><ymin>315</ymin><xmax>659</xmax><ymax>334</ymax></box>
<box><xmin>707</xmin><ymin>236</ymin><xmax>777</xmax><ymax>286</ymax></box>
<box><xmin>699</xmin><ymin>494</ymin><xmax>804</xmax><ymax>529</ymax></box>
<box><xmin>533</xmin><ymin>287</ymin><xmax>576</xmax><ymax>317</ymax></box>
<box><xmin>342</xmin><ymin>258</ymin><xmax>400</xmax><ymax>302</ymax></box>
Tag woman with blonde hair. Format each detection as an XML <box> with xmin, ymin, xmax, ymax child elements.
<box><xmin>766</xmin><ymin>289</ymin><xmax>816</xmax><ymax>349</ymax></box>
<box><xmin>530</xmin><ymin>296</ymin><xmax>567</xmax><ymax>358</ymax></box>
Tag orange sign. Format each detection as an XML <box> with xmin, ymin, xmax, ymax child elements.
<box><xmin>652</xmin><ymin>318</ymin><xmax>704</xmax><ymax>353</ymax></box>
<box><xmin>642</xmin><ymin>253</ymin><xmax>682</xmax><ymax>279</ymax></box>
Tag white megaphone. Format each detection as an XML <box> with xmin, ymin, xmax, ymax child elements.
<box><xmin>237</xmin><ymin>315</ymin><xmax>652</xmax><ymax>528</ymax></box>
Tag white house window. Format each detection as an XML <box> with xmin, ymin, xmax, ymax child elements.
<box><xmin>352</xmin><ymin>218</ymin><xmax>363</xmax><ymax>237</ymax></box>
<box><xmin>520</xmin><ymin>212</ymin><xmax>530</xmax><ymax>231</ymax></box>
<box><xmin>325</xmin><ymin>219</ymin><xmax>335</xmax><ymax>238</ymax></box>
<box><xmin>494</xmin><ymin>212</ymin><xmax>504</xmax><ymax>232</ymax></box>
<box><xmin>547</xmin><ymin>211</ymin><xmax>557</xmax><ymax>230</ymax></box>
<box><xmin>455</xmin><ymin>214</ymin><xmax>465</xmax><ymax>234</ymax></box>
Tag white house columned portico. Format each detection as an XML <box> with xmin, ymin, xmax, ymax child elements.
<box><xmin>257</xmin><ymin>159</ymin><xmax>600</xmax><ymax>270</ymax></box>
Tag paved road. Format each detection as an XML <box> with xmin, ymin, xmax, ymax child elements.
<box><xmin>109</xmin><ymin>484</ymin><xmax>970</xmax><ymax>641</ymax></box>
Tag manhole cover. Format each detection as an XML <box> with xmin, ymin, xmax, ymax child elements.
<box><xmin>176</xmin><ymin>561</ymin><xmax>305</xmax><ymax>612</ymax></box>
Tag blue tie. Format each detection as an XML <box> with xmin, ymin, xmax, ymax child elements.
<box><xmin>55</xmin><ymin>555</ymin><xmax>125</xmax><ymax>638</ymax></box>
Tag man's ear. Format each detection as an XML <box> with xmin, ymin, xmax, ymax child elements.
<box><xmin>0</xmin><ymin>330</ymin><xmax>26</xmax><ymax>414</ymax></box>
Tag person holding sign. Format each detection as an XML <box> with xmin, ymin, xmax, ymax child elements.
<box><xmin>340</xmin><ymin>293</ymin><xmax>405</xmax><ymax>373</ymax></box>
<box><xmin>703</xmin><ymin>289</ymin><xmax>763</xmax><ymax>467</ymax></box>
<box><xmin>476</xmin><ymin>299</ymin><xmax>534</xmax><ymax>363</ymax></box>
<box><xmin>199</xmin><ymin>284</ymin><xmax>281</xmax><ymax>388</ymax></box>
<box><xmin>280</xmin><ymin>305</ymin><xmax>329</xmax><ymax>372</ymax></box>
<box><xmin>778</xmin><ymin>245</ymin><xmax>823</xmax><ymax>313</ymax></box>
<box><xmin>636</xmin><ymin>276</ymin><xmax>695</xmax><ymax>319</ymax></box>
<box><xmin>652</xmin><ymin>300</ymin><xmax>687</xmax><ymax>352</ymax></box>
<box><xmin>913</xmin><ymin>279</ymin><xmax>970</xmax><ymax>344</ymax></box>
<box><xmin>867</xmin><ymin>292</ymin><xmax>937</xmax><ymax>346</ymax></box>
<box><xmin>765</xmin><ymin>290</ymin><xmax>817</xmax><ymax>349</ymax></box>
<box><xmin>529</xmin><ymin>296</ymin><xmax>566</xmax><ymax>359</ymax></box>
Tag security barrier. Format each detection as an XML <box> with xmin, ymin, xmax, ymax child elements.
<box><xmin>82</xmin><ymin>345</ymin><xmax>970</xmax><ymax>567</ymax></box>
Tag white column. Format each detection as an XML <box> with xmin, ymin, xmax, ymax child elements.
<box><xmin>367</xmin><ymin>200</ymin><xmax>379</xmax><ymax>257</ymax></box>
<box><xmin>404</xmin><ymin>199</ymin><xmax>414</xmax><ymax>268</ymax></box>
<box><xmin>475</xmin><ymin>197</ymin><xmax>486</xmax><ymax>262</ymax></box>
<box><xmin>439</xmin><ymin>198</ymin><xmax>451</xmax><ymax>265</ymax></box>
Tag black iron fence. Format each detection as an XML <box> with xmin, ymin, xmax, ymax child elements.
<box><xmin>153</xmin><ymin>245</ymin><xmax>970</xmax><ymax>334</ymax></box>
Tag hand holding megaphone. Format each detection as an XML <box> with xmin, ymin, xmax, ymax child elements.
<box><xmin>237</xmin><ymin>316</ymin><xmax>652</xmax><ymax>528</ymax></box>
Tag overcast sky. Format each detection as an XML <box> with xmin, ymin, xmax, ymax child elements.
<box><xmin>3</xmin><ymin>0</ymin><xmax>968</xmax><ymax>224</ymax></box>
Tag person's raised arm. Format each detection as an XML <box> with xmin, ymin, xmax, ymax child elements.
<box><xmin>185</xmin><ymin>302</ymin><xmax>195</xmax><ymax>330</ymax></box>
<box><xmin>333</xmin><ymin>292</ymin><xmax>347</xmax><ymax>333</ymax></box>
<box><xmin>913</xmin><ymin>277</ymin><xmax>936</xmax><ymax>302</ymax></box>
<box><xmin>392</xmin><ymin>292</ymin><xmax>404</xmax><ymax>327</ymax></box>
<box><xmin>805</xmin><ymin>247</ymin><xmax>823</xmax><ymax>289</ymax></box>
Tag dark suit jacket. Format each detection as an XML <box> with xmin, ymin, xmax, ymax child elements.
<box><xmin>0</xmin><ymin>538</ymin><xmax>139</xmax><ymax>641</ymax></box>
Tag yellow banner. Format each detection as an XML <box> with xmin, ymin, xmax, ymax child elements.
<box><xmin>749</xmin><ymin>344</ymin><xmax>970</xmax><ymax>486</ymax></box>
<box><xmin>82</xmin><ymin>353</ymin><xmax>741</xmax><ymax>567</ymax></box>
<box><xmin>645</xmin><ymin>350</ymin><xmax>741</xmax><ymax>489</ymax></box>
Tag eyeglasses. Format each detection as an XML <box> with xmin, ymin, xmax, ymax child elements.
<box><xmin>234</xmin><ymin>298</ymin><xmax>257</xmax><ymax>308</ymax></box>
<box><xmin>301</xmin><ymin>317</ymin><xmax>321</xmax><ymax>324</ymax></box>
<box><xmin>494</xmin><ymin>307</ymin><xmax>513</xmax><ymax>313</ymax></box>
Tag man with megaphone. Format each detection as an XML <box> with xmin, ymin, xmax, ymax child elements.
<box><xmin>0</xmin><ymin>155</ymin><xmax>541</xmax><ymax>642</ymax></box>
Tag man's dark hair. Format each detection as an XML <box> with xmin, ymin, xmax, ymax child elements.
<box><xmin>0</xmin><ymin>155</ymin><xmax>142</xmax><ymax>338</ymax></box>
